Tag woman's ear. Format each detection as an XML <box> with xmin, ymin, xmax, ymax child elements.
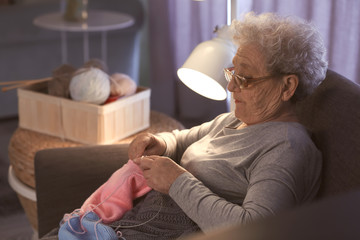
<box><xmin>281</xmin><ymin>74</ymin><xmax>299</xmax><ymax>101</ymax></box>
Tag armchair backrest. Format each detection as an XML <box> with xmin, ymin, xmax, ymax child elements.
<box><xmin>296</xmin><ymin>70</ymin><xmax>360</xmax><ymax>199</ymax></box>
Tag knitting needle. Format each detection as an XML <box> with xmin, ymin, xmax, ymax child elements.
<box><xmin>0</xmin><ymin>77</ymin><xmax>52</xmax><ymax>86</ymax></box>
<box><xmin>1</xmin><ymin>77</ymin><xmax>52</xmax><ymax>92</ymax></box>
<box><xmin>1</xmin><ymin>83</ymin><xmax>28</xmax><ymax>92</ymax></box>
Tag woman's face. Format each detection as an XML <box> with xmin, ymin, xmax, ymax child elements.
<box><xmin>227</xmin><ymin>44</ymin><xmax>285</xmax><ymax>125</ymax></box>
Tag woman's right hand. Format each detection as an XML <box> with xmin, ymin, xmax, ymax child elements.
<box><xmin>128</xmin><ymin>133</ymin><xmax>167</xmax><ymax>160</ymax></box>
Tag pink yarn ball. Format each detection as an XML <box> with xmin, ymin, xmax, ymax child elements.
<box><xmin>109</xmin><ymin>73</ymin><xmax>137</xmax><ymax>97</ymax></box>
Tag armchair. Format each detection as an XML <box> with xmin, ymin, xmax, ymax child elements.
<box><xmin>34</xmin><ymin>70</ymin><xmax>360</xmax><ymax>238</ymax></box>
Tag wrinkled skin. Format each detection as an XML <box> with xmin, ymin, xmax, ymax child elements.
<box><xmin>128</xmin><ymin>133</ymin><xmax>185</xmax><ymax>194</ymax></box>
<box><xmin>228</xmin><ymin>44</ymin><xmax>299</xmax><ymax>128</ymax></box>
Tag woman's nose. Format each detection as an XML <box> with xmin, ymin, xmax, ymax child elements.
<box><xmin>227</xmin><ymin>78</ymin><xmax>238</xmax><ymax>92</ymax></box>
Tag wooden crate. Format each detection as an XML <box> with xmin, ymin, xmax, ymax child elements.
<box><xmin>18</xmin><ymin>82</ymin><xmax>150</xmax><ymax>145</ymax></box>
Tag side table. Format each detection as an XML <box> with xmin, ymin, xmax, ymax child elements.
<box><xmin>33</xmin><ymin>10</ymin><xmax>135</xmax><ymax>64</ymax></box>
<box><xmin>7</xmin><ymin>110</ymin><xmax>184</xmax><ymax>232</ymax></box>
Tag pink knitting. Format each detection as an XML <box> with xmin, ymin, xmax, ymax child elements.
<box><xmin>80</xmin><ymin>160</ymin><xmax>151</xmax><ymax>224</ymax></box>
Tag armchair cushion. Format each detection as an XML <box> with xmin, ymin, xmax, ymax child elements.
<box><xmin>35</xmin><ymin>144</ymin><xmax>129</xmax><ymax>238</ymax></box>
<box><xmin>296</xmin><ymin>69</ymin><xmax>360</xmax><ymax>198</ymax></box>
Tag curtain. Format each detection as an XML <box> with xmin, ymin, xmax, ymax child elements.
<box><xmin>147</xmin><ymin>0</ymin><xmax>228</xmax><ymax>127</ymax></box>
<box><xmin>146</xmin><ymin>0</ymin><xmax>360</xmax><ymax>127</ymax></box>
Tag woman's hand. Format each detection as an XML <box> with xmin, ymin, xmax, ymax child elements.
<box><xmin>133</xmin><ymin>155</ymin><xmax>186</xmax><ymax>194</ymax></box>
<box><xmin>128</xmin><ymin>133</ymin><xmax>167</xmax><ymax>160</ymax></box>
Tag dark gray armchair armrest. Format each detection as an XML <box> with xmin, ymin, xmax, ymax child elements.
<box><xmin>34</xmin><ymin>143</ymin><xmax>129</xmax><ymax>238</ymax></box>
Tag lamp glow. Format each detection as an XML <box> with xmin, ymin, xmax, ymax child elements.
<box><xmin>177</xmin><ymin>25</ymin><xmax>236</xmax><ymax>101</ymax></box>
<box><xmin>177</xmin><ymin>68</ymin><xmax>227</xmax><ymax>100</ymax></box>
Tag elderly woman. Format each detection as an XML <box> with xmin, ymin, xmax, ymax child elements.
<box><xmin>56</xmin><ymin>12</ymin><xmax>328</xmax><ymax>240</ymax></box>
<box><xmin>127</xmin><ymin>11</ymin><xmax>328</xmax><ymax>233</ymax></box>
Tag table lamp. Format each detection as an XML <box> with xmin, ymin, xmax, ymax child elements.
<box><xmin>177</xmin><ymin>26</ymin><xmax>236</xmax><ymax>101</ymax></box>
<box><xmin>177</xmin><ymin>0</ymin><xmax>238</xmax><ymax>108</ymax></box>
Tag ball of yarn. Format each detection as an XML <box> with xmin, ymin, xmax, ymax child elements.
<box><xmin>48</xmin><ymin>64</ymin><xmax>76</xmax><ymax>98</ymax></box>
<box><xmin>109</xmin><ymin>73</ymin><xmax>137</xmax><ymax>97</ymax></box>
<box><xmin>83</xmin><ymin>58</ymin><xmax>108</xmax><ymax>73</ymax></box>
<box><xmin>69</xmin><ymin>67</ymin><xmax>110</xmax><ymax>105</ymax></box>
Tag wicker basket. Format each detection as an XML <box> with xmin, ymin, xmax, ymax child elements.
<box><xmin>8</xmin><ymin>128</ymin><xmax>82</xmax><ymax>188</ymax></box>
<box><xmin>8</xmin><ymin>128</ymin><xmax>82</xmax><ymax>232</ymax></box>
<box><xmin>8</xmin><ymin>165</ymin><xmax>38</xmax><ymax>230</ymax></box>
<box><xmin>18</xmin><ymin>194</ymin><xmax>38</xmax><ymax>230</ymax></box>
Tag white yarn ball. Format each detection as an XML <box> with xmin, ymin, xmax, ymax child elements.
<box><xmin>69</xmin><ymin>67</ymin><xmax>110</xmax><ymax>105</ymax></box>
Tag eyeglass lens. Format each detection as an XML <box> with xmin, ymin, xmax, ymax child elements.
<box><xmin>224</xmin><ymin>69</ymin><xmax>246</xmax><ymax>89</ymax></box>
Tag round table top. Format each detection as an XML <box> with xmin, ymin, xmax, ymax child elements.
<box><xmin>33</xmin><ymin>10</ymin><xmax>135</xmax><ymax>32</ymax></box>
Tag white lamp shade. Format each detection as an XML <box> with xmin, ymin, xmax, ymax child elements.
<box><xmin>177</xmin><ymin>36</ymin><xmax>235</xmax><ymax>101</ymax></box>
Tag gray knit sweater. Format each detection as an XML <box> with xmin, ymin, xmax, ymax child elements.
<box><xmin>158</xmin><ymin>112</ymin><xmax>322</xmax><ymax>232</ymax></box>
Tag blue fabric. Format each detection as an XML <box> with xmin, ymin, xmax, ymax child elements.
<box><xmin>58</xmin><ymin>211</ymin><xmax>118</xmax><ymax>240</ymax></box>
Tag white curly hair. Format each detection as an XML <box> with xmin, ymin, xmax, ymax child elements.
<box><xmin>231</xmin><ymin>12</ymin><xmax>328</xmax><ymax>101</ymax></box>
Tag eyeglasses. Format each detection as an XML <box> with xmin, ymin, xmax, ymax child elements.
<box><xmin>223</xmin><ymin>67</ymin><xmax>275</xmax><ymax>89</ymax></box>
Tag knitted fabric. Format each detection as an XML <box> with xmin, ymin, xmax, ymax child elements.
<box><xmin>58</xmin><ymin>160</ymin><xmax>152</xmax><ymax>240</ymax></box>
<box><xmin>43</xmin><ymin>192</ymin><xmax>200</xmax><ymax>240</ymax></box>
<box><xmin>58</xmin><ymin>211</ymin><xmax>118</xmax><ymax>240</ymax></box>
<box><xmin>80</xmin><ymin>160</ymin><xmax>152</xmax><ymax>223</ymax></box>
<box><xmin>111</xmin><ymin>190</ymin><xmax>201</xmax><ymax>240</ymax></box>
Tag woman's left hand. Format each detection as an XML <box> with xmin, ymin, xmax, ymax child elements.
<box><xmin>133</xmin><ymin>155</ymin><xmax>186</xmax><ymax>194</ymax></box>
